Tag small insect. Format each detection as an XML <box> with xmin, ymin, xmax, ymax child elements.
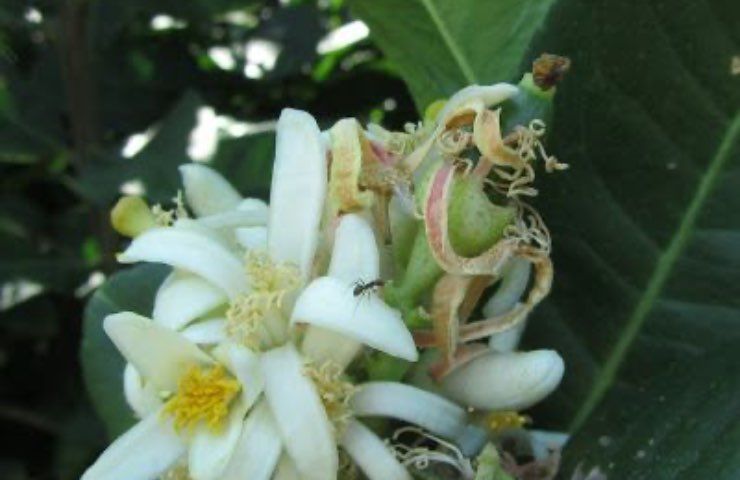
<box><xmin>352</xmin><ymin>279</ymin><xmax>386</xmax><ymax>297</ymax></box>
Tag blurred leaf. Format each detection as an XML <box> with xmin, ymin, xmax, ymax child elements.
<box><xmin>209</xmin><ymin>131</ymin><xmax>275</xmax><ymax>198</ymax></box>
<box><xmin>253</xmin><ymin>5</ymin><xmax>323</xmax><ymax>80</ymax></box>
<box><xmin>0</xmin><ymin>295</ymin><xmax>57</xmax><ymax>338</ymax></box>
<box><xmin>53</xmin><ymin>402</ymin><xmax>105</xmax><ymax>480</ymax></box>
<box><xmin>0</xmin><ymin>234</ymin><xmax>87</xmax><ymax>292</ymax></box>
<box><xmin>76</xmin><ymin>92</ymin><xmax>203</xmax><ymax>206</ymax></box>
<box><xmin>80</xmin><ymin>263</ymin><xmax>169</xmax><ymax>438</ymax></box>
<box><xmin>560</xmin><ymin>342</ymin><xmax>740</xmax><ymax>479</ymax></box>
<box><xmin>349</xmin><ymin>0</ymin><xmax>556</xmax><ymax>110</ymax></box>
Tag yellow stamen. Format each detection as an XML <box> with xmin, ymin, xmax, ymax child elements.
<box><xmin>487</xmin><ymin>411</ymin><xmax>530</xmax><ymax>432</ymax></box>
<box><xmin>161</xmin><ymin>463</ymin><xmax>191</xmax><ymax>480</ymax></box>
<box><xmin>304</xmin><ymin>361</ymin><xmax>357</xmax><ymax>435</ymax></box>
<box><xmin>163</xmin><ymin>365</ymin><xmax>240</xmax><ymax>432</ymax></box>
<box><xmin>226</xmin><ymin>250</ymin><xmax>299</xmax><ymax>348</ymax></box>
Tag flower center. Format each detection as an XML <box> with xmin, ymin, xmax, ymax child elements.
<box><xmin>226</xmin><ymin>250</ymin><xmax>300</xmax><ymax>348</ymax></box>
<box><xmin>304</xmin><ymin>361</ymin><xmax>357</xmax><ymax>435</ymax></box>
<box><xmin>486</xmin><ymin>411</ymin><xmax>529</xmax><ymax>432</ymax></box>
<box><xmin>163</xmin><ymin>365</ymin><xmax>241</xmax><ymax>432</ymax></box>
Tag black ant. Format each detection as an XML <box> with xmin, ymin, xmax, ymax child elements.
<box><xmin>352</xmin><ymin>279</ymin><xmax>386</xmax><ymax>297</ymax></box>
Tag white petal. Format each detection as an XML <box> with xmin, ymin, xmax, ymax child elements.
<box><xmin>441</xmin><ymin>350</ymin><xmax>564</xmax><ymax>411</ymax></box>
<box><xmin>292</xmin><ymin>277</ymin><xmax>417</xmax><ymax>361</ymax></box>
<box><xmin>189</xmin><ymin>400</ymin><xmax>248</xmax><ymax>480</ymax></box>
<box><xmin>273</xmin><ymin>454</ymin><xmax>300</xmax><ymax>480</ymax></box>
<box><xmin>181</xmin><ymin>318</ymin><xmax>227</xmax><ymax>345</ymax></box>
<box><xmin>328</xmin><ymin>214</ymin><xmax>379</xmax><ymax>284</ymax></box>
<box><xmin>180</xmin><ymin>164</ymin><xmax>242</xmax><ymax>216</ymax></box>
<box><xmin>483</xmin><ymin>258</ymin><xmax>531</xmax><ymax>317</ymax></box>
<box><xmin>123</xmin><ymin>363</ymin><xmax>162</xmax><ymax>418</ymax></box>
<box><xmin>485</xmin><ymin>258</ymin><xmax>531</xmax><ymax>352</ymax></box>
<box><xmin>104</xmin><ymin>312</ymin><xmax>212</xmax><ymax>392</ymax></box>
<box><xmin>268</xmin><ymin>109</ymin><xmax>327</xmax><ymax>280</ymax></box>
<box><xmin>301</xmin><ymin>214</ymin><xmax>381</xmax><ymax>368</ymax></box>
<box><xmin>301</xmin><ymin>326</ymin><xmax>361</xmax><ymax>371</ymax></box>
<box><xmin>153</xmin><ymin>272</ymin><xmax>227</xmax><ymax>330</ymax></box>
<box><xmin>81</xmin><ymin>408</ymin><xmax>185</xmax><ymax>480</ymax></box>
<box><xmin>215</xmin><ymin>342</ymin><xmax>264</xmax><ymax>410</ymax></box>
<box><xmin>199</xmin><ymin>209</ymin><xmax>267</xmax><ymax>230</ymax></box>
<box><xmin>351</xmin><ymin>382</ymin><xmax>466</xmax><ymax>440</ymax></box>
<box><xmin>221</xmin><ymin>401</ymin><xmax>282</xmax><ymax>480</ymax></box>
<box><xmin>238</xmin><ymin>198</ymin><xmax>269</xmax><ymax>214</ymax></box>
<box><xmin>235</xmin><ymin>226</ymin><xmax>268</xmax><ymax>250</ymax></box>
<box><xmin>340</xmin><ymin>420</ymin><xmax>411</xmax><ymax>480</ymax></box>
<box><xmin>260</xmin><ymin>344</ymin><xmax>337</xmax><ymax>480</ymax></box>
<box><xmin>118</xmin><ymin>226</ymin><xmax>248</xmax><ymax>299</ymax></box>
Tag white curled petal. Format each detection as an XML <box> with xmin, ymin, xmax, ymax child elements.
<box><xmin>180</xmin><ymin>164</ymin><xmax>242</xmax><ymax>216</ymax></box>
<box><xmin>235</xmin><ymin>226</ymin><xmax>268</xmax><ymax>250</ymax></box>
<box><xmin>181</xmin><ymin>318</ymin><xmax>227</xmax><ymax>345</ymax></box>
<box><xmin>199</xmin><ymin>209</ymin><xmax>268</xmax><ymax>230</ymax></box>
<box><xmin>81</xmin><ymin>408</ymin><xmax>185</xmax><ymax>480</ymax></box>
<box><xmin>268</xmin><ymin>109</ymin><xmax>327</xmax><ymax>280</ymax></box>
<box><xmin>292</xmin><ymin>277</ymin><xmax>417</xmax><ymax>361</ymax></box>
<box><xmin>123</xmin><ymin>363</ymin><xmax>162</xmax><ymax>418</ymax></box>
<box><xmin>483</xmin><ymin>258</ymin><xmax>531</xmax><ymax>317</ymax></box>
<box><xmin>485</xmin><ymin>258</ymin><xmax>531</xmax><ymax>352</ymax></box>
<box><xmin>328</xmin><ymin>214</ymin><xmax>379</xmax><ymax>284</ymax></box>
<box><xmin>441</xmin><ymin>350</ymin><xmax>564</xmax><ymax>411</ymax></box>
<box><xmin>221</xmin><ymin>401</ymin><xmax>282</xmax><ymax>480</ymax></box>
<box><xmin>340</xmin><ymin>420</ymin><xmax>411</xmax><ymax>480</ymax></box>
<box><xmin>153</xmin><ymin>272</ymin><xmax>227</xmax><ymax>330</ymax></box>
<box><xmin>272</xmin><ymin>454</ymin><xmax>300</xmax><ymax>480</ymax></box>
<box><xmin>118</xmin><ymin>226</ymin><xmax>248</xmax><ymax>299</ymax></box>
<box><xmin>189</xmin><ymin>400</ymin><xmax>248</xmax><ymax>480</ymax></box>
<box><xmin>104</xmin><ymin>312</ymin><xmax>212</xmax><ymax>392</ymax></box>
<box><xmin>260</xmin><ymin>344</ymin><xmax>337</xmax><ymax>480</ymax></box>
<box><xmin>351</xmin><ymin>382</ymin><xmax>466</xmax><ymax>440</ymax></box>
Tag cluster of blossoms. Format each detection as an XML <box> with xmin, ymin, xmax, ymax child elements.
<box><xmin>84</xmin><ymin>58</ymin><xmax>570</xmax><ymax>480</ymax></box>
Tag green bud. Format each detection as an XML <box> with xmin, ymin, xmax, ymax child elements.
<box><xmin>110</xmin><ymin>196</ymin><xmax>157</xmax><ymax>237</ymax></box>
<box><xmin>448</xmin><ymin>176</ymin><xmax>516</xmax><ymax>257</ymax></box>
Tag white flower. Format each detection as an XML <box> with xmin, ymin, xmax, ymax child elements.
<box><xmin>85</xmin><ymin>108</ymin><xmax>467</xmax><ymax>480</ymax></box>
<box><xmin>82</xmin><ymin>312</ymin><xmax>260</xmax><ymax>480</ymax></box>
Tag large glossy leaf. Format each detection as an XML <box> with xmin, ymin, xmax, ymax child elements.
<box><xmin>350</xmin><ymin>0</ymin><xmax>740</xmax><ymax>470</ymax></box>
<box><xmin>80</xmin><ymin>264</ymin><xmax>169</xmax><ymax>438</ymax></box>
<box><xmin>349</xmin><ymin>0</ymin><xmax>556</xmax><ymax>110</ymax></box>
<box><xmin>560</xmin><ymin>342</ymin><xmax>740</xmax><ymax>479</ymax></box>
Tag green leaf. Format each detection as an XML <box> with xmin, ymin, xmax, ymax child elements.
<box><xmin>520</xmin><ymin>0</ymin><xmax>740</xmax><ymax>433</ymax></box>
<box><xmin>80</xmin><ymin>264</ymin><xmax>170</xmax><ymax>438</ymax></box>
<box><xmin>348</xmin><ymin>0</ymin><xmax>556</xmax><ymax>110</ymax></box>
<box><xmin>560</xmin><ymin>342</ymin><xmax>740</xmax><ymax>479</ymax></box>
<box><xmin>351</xmin><ymin>0</ymin><xmax>740</xmax><ymax>471</ymax></box>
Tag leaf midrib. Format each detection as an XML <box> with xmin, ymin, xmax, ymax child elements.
<box><xmin>570</xmin><ymin>111</ymin><xmax>740</xmax><ymax>432</ymax></box>
<box><xmin>418</xmin><ymin>0</ymin><xmax>478</xmax><ymax>85</ymax></box>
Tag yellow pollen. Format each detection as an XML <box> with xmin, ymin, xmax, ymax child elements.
<box><xmin>163</xmin><ymin>365</ymin><xmax>241</xmax><ymax>432</ymax></box>
<box><xmin>161</xmin><ymin>463</ymin><xmax>191</xmax><ymax>480</ymax></box>
<box><xmin>304</xmin><ymin>361</ymin><xmax>357</xmax><ymax>435</ymax></box>
<box><xmin>226</xmin><ymin>250</ymin><xmax>300</xmax><ymax>348</ymax></box>
<box><xmin>487</xmin><ymin>411</ymin><xmax>530</xmax><ymax>432</ymax></box>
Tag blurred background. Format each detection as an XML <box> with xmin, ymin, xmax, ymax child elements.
<box><xmin>0</xmin><ymin>1</ymin><xmax>416</xmax><ymax>477</ymax></box>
